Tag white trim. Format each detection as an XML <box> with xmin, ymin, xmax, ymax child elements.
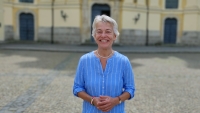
<box><xmin>16</xmin><ymin>9</ymin><xmax>38</xmax><ymax>41</ymax></box>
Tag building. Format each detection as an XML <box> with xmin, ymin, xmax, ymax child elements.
<box><xmin>2</xmin><ymin>0</ymin><xmax>200</xmax><ymax>45</ymax></box>
<box><xmin>0</xmin><ymin>0</ymin><xmax>4</xmax><ymax>41</ymax></box>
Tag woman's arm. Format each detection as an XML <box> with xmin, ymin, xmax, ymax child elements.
<box><xmin>118</xmin><ymin>92</ymin><xmax>131</xmax><ymax>102</ymax></box>
<box><xmin>77</xmin><ymin>91</ymin><xmax>92</xmax><ymax>103</ymax></box>
<box><xmin>122</xmin><ymin>57</ymin><xmax>135</xmax><ymax>99</ymax></box>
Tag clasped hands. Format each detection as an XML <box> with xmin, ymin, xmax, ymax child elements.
<box><xmin>93</xmin><ymin>96</ymin><xmax>119</xmax><ymax>112</ymax></box>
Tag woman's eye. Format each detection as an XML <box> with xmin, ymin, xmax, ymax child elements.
<box><xmin>97</xmin><ymin>31</ymin><xmax>102</xmax><ymax>34</ymax></box>
<box><xmin>106</xmin><ymin>31</ymin><xmax>111</xmax><ymax>34</ymax></box>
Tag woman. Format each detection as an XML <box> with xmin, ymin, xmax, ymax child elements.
<box><xmin>73</xmin><ymin>15</ymin><xmax>135</xmax><ymax>113</ymax></box>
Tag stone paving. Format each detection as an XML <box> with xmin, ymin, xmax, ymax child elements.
<box><xmin>0</xmin><ymin>50</ymin><xmax>200</xmax><ymax>113</ymax></box>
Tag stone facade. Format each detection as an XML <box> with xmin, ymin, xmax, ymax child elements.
<box><xmin>120</xmin><ymin>29</ymin><xmax>146</xmax><ymax>45</ymax></box>
<box><xmin>2</xmin><ymin>0</ymin><xmax>200</xmax><ymax>46</ymax></box>
<box><xmin>38</xmin><ymin>27</ymin><xmax>81</xmax><ymax>45</ymax></box>
<box><xmin>38</xmin><ymin>27</ymin><xmax>51</xmax><ymax>42</ymax></box>
<box><xmin>120</xmin><ymin>30</ymin><xmax>161</xmax><ymax>45</ymax></box>
<box><xmin>182</xmin><ymin>31</ymin><xmax>200</xmax><ymax>46</ymax></box>
<box><xmin>4</xmin><ymin>26</ymin><xmax>14</xmax><ymax>41</ymax></box>
<box><xmin>148</xmin><ymin>30</ymin><xmax>161</xmax><ymax>45</ymax></box>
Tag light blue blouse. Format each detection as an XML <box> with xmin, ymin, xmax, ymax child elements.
<box><xmin>73</xmin><ymin>51</ymin><xmax>135</xmax><ymax>113</ymax></box>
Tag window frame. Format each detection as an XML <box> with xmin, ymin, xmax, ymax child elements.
<box><xmin>19</xmin><ymin>0</ymin><xmax>34</xmax><ymax>3</ymax></box>
<box><xmin>165</xmin><ymin>0</ymin><xmax>178</xmax><ymax>9</ymax></box>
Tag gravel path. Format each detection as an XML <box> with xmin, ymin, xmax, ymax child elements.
<box><xmin>0</xmin><ymin>50</ymin><xmax>199</xmax><ymax>113</ymax></box>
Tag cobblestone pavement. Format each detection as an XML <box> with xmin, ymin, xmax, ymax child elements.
<box><xmin>0</xmin><ymin>50</ymin><xmax>200</xmax><ymax>113</ymax></box>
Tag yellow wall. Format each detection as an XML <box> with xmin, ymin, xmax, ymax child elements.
<box><xmin>199</xmin><ymin>12</ymin><xmax>200</xmax><ymax>31</ymax></box>
<box><xmin>150</xmin><ymin>0</ymin><xmax>160</xmax><ymax>7</ymax></box>
<box><xmin>54</xmin><ymin>8</ymin><xmax>80</xmax><ymax>27</ymax></box>
<box><xmin>123</xmin><ymin>0</ymin><xmax>133</xmax><ymax>3</ymax></box>
<box><xmin>149</xmin><ymin>13</ymin><xmax>161</xmax><ymax>31</ymax></box>
<box><xmin>185</xmin><ymin>0</ymin><xmax>197</xmax><ymax>7</ymax></box>
<box><xmin>2</xmin><ymin>0</ymin><xmax>200</xmax><ymax>45</ymax></box>
<box><xmin>122</xmin><ymin>0</ymin><xmax>161</xmax><ymax>31</ymax></box>
<box><xmin>3</xmin><ymin>6</ymin><xmax>13</xmax><ymax>25</ymax></box>
<box><xmin>122</xmin><ymin>11</ymin><xmax>147</xmax><ymax>30</ymax></box>
<box><xmin>183</xmin><ymin>14</ymin><xmax>199</xmax><ymax>31</ymax></box>
<box><xmin>0</xmin><ymin>0</ymin><xmax>4</xmax><ymax>41</ymax></box>
<box><xmin>38</xmin><ymin>0</ymin><xmax>80</xmax><ymax>27</ymax></box>
<box><xmin>183</xmin><ymin>0</ymin><xmax>200</xmax><ymax>31</ymax></box>
<box><xmin>122</xmin><ymin>1</ymin><xmax>147</xmax><ymax>30</ymax></box>
<box><xmin>39</xmin><ymin>9</ymin><xmax>52</xmax><ymax>27</ymax></box>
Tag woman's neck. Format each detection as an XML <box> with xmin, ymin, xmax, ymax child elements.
<box><xmin>96</xmin><ymin>48</ymin><xmax>113</xmax><ymax>58</ymax></box>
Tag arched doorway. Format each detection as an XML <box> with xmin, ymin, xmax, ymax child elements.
<box><xmin>164</xmin><ymin>18</ymin><xmax>177</xmax><ymax>44</ymax></box>
<box><xmin>20</xmin><ymin>13</ymin><xmax>34</xmax><ymax>41</ymax></box>
<box><xmin>91</xmin><ymin>4</ymin><xmax>110</xmax><ymax>42</ymax></box>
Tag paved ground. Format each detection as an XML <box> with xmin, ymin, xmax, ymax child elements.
<box><xmin>0</xmin><ymin>49</ymin><xmax>200</xmax><ymax>113</ymax></box>
<box><xmin>1</xmin><ymin>43</ymin><xmax>200</xmax><ymax>53</ymax></box>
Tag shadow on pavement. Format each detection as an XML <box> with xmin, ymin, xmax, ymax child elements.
<box><xmin>1</xmin><ymin>50</ymin><xmax>200</xmax><ymax>74</ymax></box>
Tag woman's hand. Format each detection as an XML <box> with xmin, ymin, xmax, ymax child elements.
<box><xmin>95</xmin><ymin>96</ymin><xmax>119</xmax><ymax>112</ymax></box>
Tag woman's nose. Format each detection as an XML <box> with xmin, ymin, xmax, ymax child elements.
<box><xmin>101</xmin><ymin>32</ymin><xmax>106</xmax><ymax>37</ymax></box>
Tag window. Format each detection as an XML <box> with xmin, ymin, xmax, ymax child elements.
<box><xmin>165</xmin><ymin>0</ymin><xmax>178</xmax><ymax>9</ymax></box>
<box><xmin>19</xmin><ymin>0</ymin><xmax>33</xmax><ymax>3</ymax></box>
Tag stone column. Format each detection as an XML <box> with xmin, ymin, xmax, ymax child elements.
<box><xmin>81</xmin><ymin>0</ymin><xmax>90</xmax><ymax>43</ymax></box>
<box><xmin>0</xmin><ymin>0</ymin><xmax>4</xmax><ymax>41</ymax></box>
<box><xmin>113</xmin><ymin>0</ymin><xmax>120</xmax><ymax>44</ymax></box>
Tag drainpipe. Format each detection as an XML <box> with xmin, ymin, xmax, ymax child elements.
<box><xmin>145</xmin><ymin>0</ymin><xmax>149</xmax><ymax>46</ymax></box>
<box><xmin>51</xmin><ymin>0</ymin><xmax>55</xmax><ymax>44</ymax></box>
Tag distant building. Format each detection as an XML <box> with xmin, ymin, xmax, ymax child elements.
<box><xmin>2</xmin><ymin>0</ymin><xmax>200</xmax><ymax>46</ymax></box>
<box><xmin>0</xmin><ymin>0</ymin><xmax>4</xmax><ymax>41</ymax></box>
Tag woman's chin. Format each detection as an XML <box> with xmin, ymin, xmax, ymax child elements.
<box><xmin>98</xmin><ymin>45</ymin><xmax>112</xmax><ymax>50</ymax></box>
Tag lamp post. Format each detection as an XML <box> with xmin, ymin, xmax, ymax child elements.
<box><xmin>51</xmin><ymin>0</ymin><xmax>55</xmax><ymax>44</ymax></box>
<box><xmin>145</xmin><ymin>0</ymin><xmax>149</xmax><ymax>46</ymax></box>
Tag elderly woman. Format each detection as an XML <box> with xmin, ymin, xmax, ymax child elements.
<box><xmin>73</xmin><ymin>15</ymin><xmax>135</xmax><ymax>113</ymax></box>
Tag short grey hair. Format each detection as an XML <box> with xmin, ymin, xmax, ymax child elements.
<box><xmin>92</xmin><ymin>15</ymin><xmax>120</xmax><ymax>38</ymax></box>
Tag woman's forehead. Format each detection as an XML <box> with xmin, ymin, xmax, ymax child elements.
<box><xmin>96</xmin><ymin>22</ymin><xmax>113</xmax><ymax>29</ymax></box>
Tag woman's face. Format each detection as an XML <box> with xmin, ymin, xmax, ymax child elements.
<box><xmin>94</xmin><ymin>21</ymin><xmax>116</xmax><ymax>50</ymax></box>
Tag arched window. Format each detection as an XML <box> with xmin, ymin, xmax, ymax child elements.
<box><xmin>19</xmin><ymin>0</ymin><xmax>33</xmax><ymax>3</ymax></box>
<box><xmin>165</xmin><ymin>0</ymin><xmax>178</xmax><ymax>9</ymax></box>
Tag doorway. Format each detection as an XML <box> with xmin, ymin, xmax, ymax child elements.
<box><xmin>19</xmin><ymin>13</ymin><xmax>34</xmax><ymax>41</ymax></box>
<box><xmin>91</xmin><ymin>4</ymin><xmax>110</xmax><ymax>42</ymax></box>
<box><xmin>164</xmin><ymin>18</ymin><xmax>177</xmax><ymax>44</ymax></box>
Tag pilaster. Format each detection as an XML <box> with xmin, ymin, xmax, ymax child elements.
<box><xmin>81</xmin><ymin>0</ymin><xmax>90</xmax><ymax>43</ymax></box>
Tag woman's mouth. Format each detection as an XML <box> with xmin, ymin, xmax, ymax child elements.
<box><xmin>100</xmin><ymin>39</ymin><xmax>109</xmax><ymax>42</ymax></box>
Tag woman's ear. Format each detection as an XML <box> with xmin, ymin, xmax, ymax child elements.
<box><xmin>93</xmin><ymin>36</ymin><xmax>97</xmax><ymax>42</ymax></box>
<box><xmin>113</xmin><ymin>34</ymin><xmax>117</xmax><ymax>40</ymax></box>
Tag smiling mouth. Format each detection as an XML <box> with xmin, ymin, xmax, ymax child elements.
<box><xmin>100</xmin><ymin>40</ymin><xmax>109</xmax><ymax>42</ymax></box>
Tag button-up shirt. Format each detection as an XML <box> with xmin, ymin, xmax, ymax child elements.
<box><xmin>73</xmin><ymin>51</ymin><xmax>135</xmax><ymax>113</ymax></box>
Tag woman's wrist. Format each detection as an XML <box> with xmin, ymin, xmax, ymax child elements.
<box><xmin>90</xmin><ymin>97</ymin><xmax>95</xmax><ymax>105</ymax></box>
<box><xmin>113</xmin><ymin>97</ymin><xmax>120</xmax><ymax>105</ymax></box>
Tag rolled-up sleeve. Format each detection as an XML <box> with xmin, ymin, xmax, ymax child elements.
<box><xmin>123</xmin><ymin>57</ymin><xmax>135</xmax><ymax>99</ymax></box>
<box><xmin>73</xmin><ymin>56</ymin><xmax>85</xmax><ymax>97</ymax></box>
